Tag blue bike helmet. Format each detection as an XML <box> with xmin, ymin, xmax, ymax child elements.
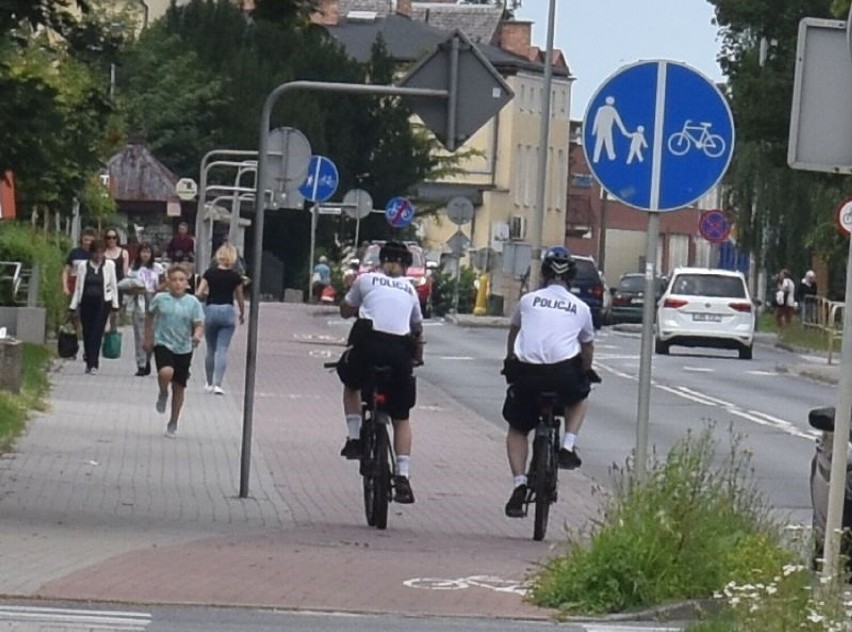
<box><xmin>541</xmin><ymin>246</ymin><xmax>575</xmax><ymax>280</ymax></box>
<box><xmin>379</xmin><ymin>241</ymin><xmax>413</xmax><ymax>268</ymax></box>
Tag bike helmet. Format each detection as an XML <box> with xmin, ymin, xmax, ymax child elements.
<box><xmin>379</xmin><ymin>241</ymin><xmax>413</xmax><ymax>267</ymax></box>
<box><xmin>541</xmin><ymin>245</ymin><xmax>575</xmax><ymax>280</ymax></box>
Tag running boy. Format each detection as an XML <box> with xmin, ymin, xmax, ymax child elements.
<box><xmin>143</xmin><ymin>264</ymin><xmax>205</xmax><ymax>438</ymax></box>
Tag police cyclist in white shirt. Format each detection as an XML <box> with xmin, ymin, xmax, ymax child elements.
<box><xmin>335</xmin><ymin>241</ymin><xmax>424</xmax><ymax>504</ymax></box>
<box><xmin>502</xmin><ymin>246</ymin><xmax>597</xmax><ymax>518</ymax></box>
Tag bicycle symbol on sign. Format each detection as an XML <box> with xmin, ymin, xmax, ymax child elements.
<box><xmin>403</xmin><ymin>575</ymin><xmax>529</xmax><ymax>596</ymax></box>
<box><xmin>667</xmin><ymin>120</ymin><xmax>726</xmax><ymax>158</ymax></box>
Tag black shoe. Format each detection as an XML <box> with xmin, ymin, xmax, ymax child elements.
<box><xmin>394</xmin><ymin>475</ymin><xmax>415</xmax><ymax>504</ymax></box>
<box><xmin>505</xmin><ymin>484</ymin><xmax>527</xmax><ymax>518</ymax></box>
<box><xmin>558</xmin><ymin>448</ymin><xmax>582</xmax><ymax>470</ymax></box>
<box><xmin>340</xmin><ymin>438</ymin><xmax>363</xmax><ymax>460</ymax></box>
<box><xmin>143</xmin><ymin>361</ymin><xmax>151</xmax><ymax>376</ymax></box>
<box><xmin>135</xmin><ymin>366</ymin><xmax>147</xmax><ymax>376</ymax></box>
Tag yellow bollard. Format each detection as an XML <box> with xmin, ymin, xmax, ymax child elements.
<box><xmin>473</xmin><ymin>273</ymin><xmax>489</xmax><ymax>315</ymax></box>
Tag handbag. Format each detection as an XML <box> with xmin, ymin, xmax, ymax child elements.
<box><xmin>102</xmin><ymin>330</ymin><xmax>122</xmax><ymax>360</ymax></box>
<box><xmin>57</xmin><ymin>320</ymin><xmax>79</xmax><ymax>359</ymax></box>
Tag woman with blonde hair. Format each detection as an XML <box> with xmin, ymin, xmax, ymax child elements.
<box><xmin>195</xmin><ymin>244</ymin><xmax>246</xmax><ymax>394</ymax></box>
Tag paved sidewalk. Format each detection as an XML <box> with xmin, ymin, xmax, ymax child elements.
<box><xmin>0</xmin><ymin>304</ymin><xmax>603</xmax><ymax>619</ymax></box>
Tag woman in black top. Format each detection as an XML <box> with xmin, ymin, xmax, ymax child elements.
<box><xmin>195</xmin><ymin>244</ymin><xmax>245</xmax><ymax>394</ymax></box>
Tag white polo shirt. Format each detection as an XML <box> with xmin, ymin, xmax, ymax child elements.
<box><xmin>510</xmin><ymin>284</ymin><xmax>595</xmax><ymax>364</ymax></box>
<box><xmin>344</xmin><ymin>271</ymin><xmax>423</xmax><ymax>336</ymax></box>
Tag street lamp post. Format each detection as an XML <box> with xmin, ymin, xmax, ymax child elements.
<box><xmin>527</xmin><ymin>0</ymin><xmax>557</xmax><ymax>290</ymax></box>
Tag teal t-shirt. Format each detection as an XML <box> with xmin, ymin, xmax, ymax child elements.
<box><xmin>148</xmin><ymin>292</ymin><xmax>205</xmax><ymax>354</ymax></box>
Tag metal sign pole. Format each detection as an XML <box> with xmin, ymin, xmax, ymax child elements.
<box><xmin>822</xmin><ymin>235</ymin><xmax>852</xmax><ymax>581</ymax></box>
<box><xmin>308</xmin><ymin>204</ymin><xmax>318</xmax><ymax>300</ymax></box>
<box><xmin>354</xmin><ymin>215</ymin><xmax>361</xmax><ymax>251</ymax></box>
<box><xmin>452</xmin><ymin>255</ymin><xmax>462</xmax><ymax>314</ymax></box>
<box><xmin>635</xmin><ymin>211</ymin><xmax>660</xmax><ymax>479</ymax></box>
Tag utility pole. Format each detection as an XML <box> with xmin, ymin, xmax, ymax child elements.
<box><xmin>598</xmin><ymin>188</ymin><xmax>609</xmax><ymax>273</ymax></box>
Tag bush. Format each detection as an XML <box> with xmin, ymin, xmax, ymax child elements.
<box><xmin>432</xmin><ymin>266</ymin><xmax>477</xmax><ymax>316</ymax></box>
<box><xmin>0</xmin><ymin>343</ymin><xmax>52</xmax><ymax>452</ymax></box>
<box><xmin>529</xmin><ymin>425</ymin><xmax>792</xmax><ymax>615</ymax></box>
<box><xmin>0</xmin><ymin>221</ymin><xmax>70</xmax><ymax>330</ymax></box>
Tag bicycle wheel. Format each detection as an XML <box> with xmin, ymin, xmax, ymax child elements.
<box><xmin>361</xmin><ymin>421</ymin><xmax>378</xmax><ymax>527</ymax></box>
<box><xmin>667</xmin><ymin>132</ymin><xmax>690</xmax><ymax>156</ymax></box>
<box><xmin>703</xmin><ymin>134</ymin><xmax>726</xmax><ymax>158</ymax></box>
<box><xmin>372</xmin><ymin>421</ymin><xmax>391</xmax><ymax>530</ymax></box>
<box><xmin>532</xmin><ymin>434</ymin><xmax>553</xmax><ymax>541</ymax></box>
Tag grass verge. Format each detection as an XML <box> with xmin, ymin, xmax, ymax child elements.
<box><xmin>529</xmin><ymin>425</ymin><xmax>793</xmax><ymax>615</ymax></box>
<box><xmin>757</xmin><ymin>313</ymin><xmax>841</xmax><ymax>353</ymax></box>
<box><xmin>0</xmin><ymin>343</ymin><xmax>52</xmax><ymax>452</ymax></box>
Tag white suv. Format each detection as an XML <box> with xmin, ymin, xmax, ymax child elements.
<box><xmin>655</xmin><ymin>268</ymin><xmax>755</xmax><ymax>360</ymax></box>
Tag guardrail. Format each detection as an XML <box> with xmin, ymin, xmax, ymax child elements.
<box><xmin>801</xmin><ymin>295</ymin><xmax>843</xmax><ymax>364</ymax></box>
<box><xmin>0</xmin><ymin>261</ymin><xmax>22</xmax><ymax>305</ymax></box>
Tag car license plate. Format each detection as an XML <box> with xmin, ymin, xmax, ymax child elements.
<box><xmin>630</xmin><ymin>298</ymin><xmax>643</xmax><ymax>304</ymax></box>
<box><xmin>692</xmin><ymin>313</ymin><xmax>722</xmax><ymax>322</ymax></box>
<box><xmin>570</xmin><ymin>288</ymin><xmax>581</xmax><ymax>295</ymax></box>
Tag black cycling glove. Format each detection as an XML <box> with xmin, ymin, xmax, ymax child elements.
<box><xmin>585</xmin><ymin>368</ymin><xmax>603</xmax><ymax>384</ymax></box>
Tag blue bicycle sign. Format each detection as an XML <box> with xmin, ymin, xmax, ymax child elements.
<box><xmin>668</xmin><ymin>120</ymin><xmax>726</xmax><ymax>158</ymax></box>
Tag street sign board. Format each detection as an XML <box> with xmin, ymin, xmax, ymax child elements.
<box><xmin>788</xmin><ymin>19</ymin><xmax>852</xmax><ymax>174</ymax></box>
<box><xmin>299</xmin><ymin>155</ymin><xmax>339</xmax><ymax>202</ymax></box>
<box><xmin>317</xmin><ymin>205</ymin><xmax>343</xmax><ymax>215</ymax></box>
<box><xmin>447</xmin><ymin>230</ymin><xmax>470</xmax><ymax>256</ymax></box>
<box><xmin>398</xmin><ymin>30</ymin><xmax>514</xmax><ymax>152</ymax></box>
<box><xmin>343</xmin><ymin>189</ymin><xmax>373</xmax><ymax>220</ymax></box>
<box><xmin>265</xmin><ymin>127</ymin><xmax>312</xmax><ymax>194</ymax></box>
<box><xmin>836</xmin><ymin>198</ymin><xmax>852</xmax><ymax>237</ymax></box>
<box><xmin>698</xmin><ymin>209</ymin><xmax>732</xmax><ymax>244</ymax></box>
<box><xmin>446</xmin><ymin>196</ymin><xmax>474</xmax><ymax>225</ymax></box>
<box><xmin>385</xmin><ymin>197</ymin><xmax>415</xmax><ymax>228</ymax></box>
<box><xmin>175</xmin><ymin>177</ymin><xmax>198</xmax><ymax>201</ymax></box>
<box><xmin>582</xmin><ymin>60</ymin><xmax>735</xmax><ymax>212</ymax></box>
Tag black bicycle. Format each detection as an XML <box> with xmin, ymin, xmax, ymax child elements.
<box><xmin>525</xmin><ymin>392</ymin><xmax>561</xmax><ymax>541</ymax></box>
<box><xmin>325</xmin><ymin>362</ymin><xmax>395</xmax><ymax>529</ymax></box>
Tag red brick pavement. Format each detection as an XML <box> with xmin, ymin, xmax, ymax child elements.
<box><xmin>36</xmin><ymin>304</ymin><xmax>603</xmax><ymax>617</ymax></box>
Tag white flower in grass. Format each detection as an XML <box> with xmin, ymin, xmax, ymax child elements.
<box><xmin>765</xmin><ymin>585</ymin><xmax>778</xmax><ymax>595</ymax></box>
<box><xmin>807</xmin><ymin>610</ymin><xmax>825</xmax><ymax>624</ymax></box>
<box><xmin>729</xmin><ymin>596</ymin><xmax>741</xmax><ymax>606</ymax></box>
<box><xmin>820</xmin><ymin>575</ymin><xmax>834</xmax><ymax>585</ymax></box>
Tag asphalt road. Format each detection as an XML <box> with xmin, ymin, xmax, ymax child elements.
<box><xmin>417</xmin><ymin>321</ymin><xmax>834</xmax><ymax>526</ymax></box>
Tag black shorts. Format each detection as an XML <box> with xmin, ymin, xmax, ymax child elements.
<box><xmin>502</xmin><ymin>357</ymin><xmax>590</xmax><ymax>434</ymax></box>
<box><xmin>336</xmin><ymin>331</ymin><xmax>416</xmax><ymax>421</ymax></box>
<box><xmin>154</xmin><ymin>345</ymin><xmax>193</xmax><ymax>387</ymax></box>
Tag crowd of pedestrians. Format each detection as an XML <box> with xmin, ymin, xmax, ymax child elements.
<box><xmin>62</xmin><ymin>224</ymin><xmax>246</xmax><ymax>437</ymax></box>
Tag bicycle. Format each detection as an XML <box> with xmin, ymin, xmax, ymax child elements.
<box><xmin>325</xmin><ymin>361</ymin><xmax>395</xmax><ymax>529</ymax></box>
<box><xmin>525</xmin><ymin>391</ymin><xmax>562</xmax><ymax>541</ymax></box>
<box><xmin>667</xmin><ymin>120</ymin><xmax>726</xmax><ymax>158</ymax></box>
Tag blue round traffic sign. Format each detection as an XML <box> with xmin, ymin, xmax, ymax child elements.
<box><xmin>698</xmin><ymin>209</ymin><xmax>732</xmax><ymax>244</ymax></box>
<box><xmin>298</xmin><ymin>155</ymin><xmax>339</xmax><ymax>203</ymax></box>
<box><xmin>384</xmin><ymin>197</ymin><xmax>415</xmax><ymax>228</ymax></box>
<box><xmin>582</xmin><ymin>60</ymin><xmax>735</xmax><ymax>212</ymax></box>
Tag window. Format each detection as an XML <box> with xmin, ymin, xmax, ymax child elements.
<box><xmin>514</xmin><ymin>143</ymin><xmax>524</xmax><ymax>206</ymax></box>
<box><xmin>519</xmin><ymin>84</ymin><xmax>526</xmax><ymax>112</ymax></box>
<box><xmin>557</xmin><ymin>148</ymin><xmax>566</xmax><ymax>210</ymax></box>
<box><xmin>671</xmin><ymin>274</ymin><xmax>747</xmax><ymax>298</ymax></box>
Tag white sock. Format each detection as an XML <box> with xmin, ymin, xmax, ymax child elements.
<box><xmin>345</xmin><ymin>414</ymin><xmax>361</xmax><ymax>440</ymax></box>
<box><xmin>396</xmin><ymin>455</ymin><xmax>411</xmax><ymax>478</ymax></box>
<box><xmin>513</xmin><ymin>474</ymin><xmax>528</xmax><ymax>488</ymax></box>
<box><xmin>563</xmin><ymin>432</ymin><xmax>577</xmax><ymax>451</ymax></box>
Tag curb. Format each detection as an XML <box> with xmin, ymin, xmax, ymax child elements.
<box><xmin>559</xmin><ymin>598</ymin><xmax>719</xmax><ymax>624</ymax></box>
<box><xmin>445</xmin><ymin>314</ymin><xmax>511</xmax><ymax>329</ymax></box>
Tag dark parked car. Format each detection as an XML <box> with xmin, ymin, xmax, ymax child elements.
<box><xmin>610</xmin><ymin>273</ymin><xmax>668</xmax><ymax>324</ymax></box>
<box><xmin>808</xmin><ymin>406</ymin><xmax>852</xmax><ymax>570</ymax></box>
<box><xmin>569</xmin><ymin>255</ymin><xmax>606</xmax><ymax>329</ymax></box>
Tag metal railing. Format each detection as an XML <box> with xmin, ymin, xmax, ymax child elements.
<box><xmin>0</xmin><ymin>261</ymin><xmax>22</xmax><ymax>305</ymax></box>
<box><xmin>801</xmin><ymin>295</ymin><xmax>844</xmax><ymax>364</ymax></box>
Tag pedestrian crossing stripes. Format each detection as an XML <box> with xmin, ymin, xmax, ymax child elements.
<box><xmin>0</xmin><ymin>606</ymin><xmax>151</xmax><ymax>630</ymax></box>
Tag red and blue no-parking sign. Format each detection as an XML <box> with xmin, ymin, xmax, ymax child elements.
<box><xmin>385</xmin><ymin>197</ymin><xmax>415</xmax><ymax>228</ymax></box>
<box><xmin>698</xmin><ymin>209</ymin><xmax>732</xmax><ymax>244</ymax></box>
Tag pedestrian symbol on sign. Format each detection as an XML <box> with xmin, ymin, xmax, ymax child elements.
<box><xmin>591</xmin><ymin>96</ymin><xmax>648</xmax><ymax>165</ymax></box>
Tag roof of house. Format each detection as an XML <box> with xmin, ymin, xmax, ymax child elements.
<box><xmin>327</xmin><ymin>12</ymin><xmax>570</xmax><ymax>77</ymax></box>
<box><xmin>410</xmin><ymin>3</ymin><xmax>502</xmax><ymax>45</ymax></box>
<box><xmin>106</xmin><ymin>144</ymin><xmax>179</xmax><ymax>202</ymax></box>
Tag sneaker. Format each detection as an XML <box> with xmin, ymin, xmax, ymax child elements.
<box><xmin>135</xmin><ymin>366</ymin><xmax>147</xmax><ymax>377</ymax></box>
<box><xmin>505</xmin><ymin>484</ymin><xmax>528</xmax><ymax>518</ymax></box>
<box><xmin>339</xmin><ymin>438</ymin><xmax>363</xmax><ymax>460</ymax></box>
<box><xmin>204</xmin><ymin>384</ymin><xmax>214</xmax><ymax>393</ymax></box>
<box><xmin>393</xmin><ymin>475</ymin><xmax>415</xmax><ymax>504</ymax></box>
<box><xmin>213</xmin><ymin>386</ymin><xmax>225</xmax><ymax>395</ymax></box>
<box><xmin>558</xmin><ymin>448</ymin><xmax>582</xmax><ymax>470</ymax></box>
<box><xmin>164</xmin><ymin>422</ymin><xmax>177</xmax><ymax>439</ymax></box>
<box><xmin>90</xmin><ymin>368</ymin><xmax>98</xmax><ymax>376</ymax></box>
<box><xmin>84</xmin><ymin>367</ymin><xmax>92</xmax><ymax>374</ymax></box>
<box><xmin>156</xmin><ymin>390</ymin><xmax>168</xmax><ymax>414</ymax></box>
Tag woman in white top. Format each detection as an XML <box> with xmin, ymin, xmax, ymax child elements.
<box><xmin>126</xmin><ymin>243</ymin><xmax>164</xmax><ymax>376</ymax></box>
<box><xmin>775</xmin><ymin>269</ymin><xmax>796</xmax><ymax>329</ymax></box>
<box><xmin>68</xmin><ymin>239</ymin><xmax>120</xmax><ymax>374</ymax></box>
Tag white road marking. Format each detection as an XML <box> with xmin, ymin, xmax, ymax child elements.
<box><xmin>676</xmin><ymin>387</ymin><xmax>734</xmax><ymax>408</ymax></box>
<box><xmin>596</xmin><ymin>354</ymin><xmax>641</xmax><ymax>361</ymax></box>
<box><xmin>746</xmin><ymin>370</ymin><xmax>778</xmax><ymax>376</ymax></box>
<box><xmin>0</xmin><ymin>606</ymin><xmax>151</xmax><ymax>630</ymax></box>
<box><xmin>682</xmin><ymin>366</ymin><xmax>714</xmax><ymax>373</ymax></box>
<box><xmin>583</xmin><ymin>626</ymin><xmax>681</xmax><ymax>632</ymax></box>
<box><xmin>404</xmin><ymin>575</ymin><xmax>528</xmax><ymax>596</ymax></box>
<box><xmin>439</xmin><ymin>356</ymin><xmax>474</xmax><ymax>361</ymax></box>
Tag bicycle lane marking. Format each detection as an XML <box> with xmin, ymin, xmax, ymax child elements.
<box><xmin>403</xmin><ymin>575</ymin><xmax>529</xmax><ymax>596</ymax></box>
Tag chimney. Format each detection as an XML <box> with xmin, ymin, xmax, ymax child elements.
<box><xmin>310</xmin><ymin>0</ymin><xmax>340</xmax><ymax>25</ymax></box>
<box><xmin>396</xmin><ymin>0</ymin><xmax>411</xmax><ymax>16</ymax></box>
<box><xmin>496</xmin><ymin>20</ymin><xmax>532</xmax><ymax>58</ymax></box>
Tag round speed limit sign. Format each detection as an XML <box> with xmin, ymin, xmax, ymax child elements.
<box><xmin>836</xmin><ymin>198</ymin><xmax>852</xmax><ymax>237</ymax></box>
